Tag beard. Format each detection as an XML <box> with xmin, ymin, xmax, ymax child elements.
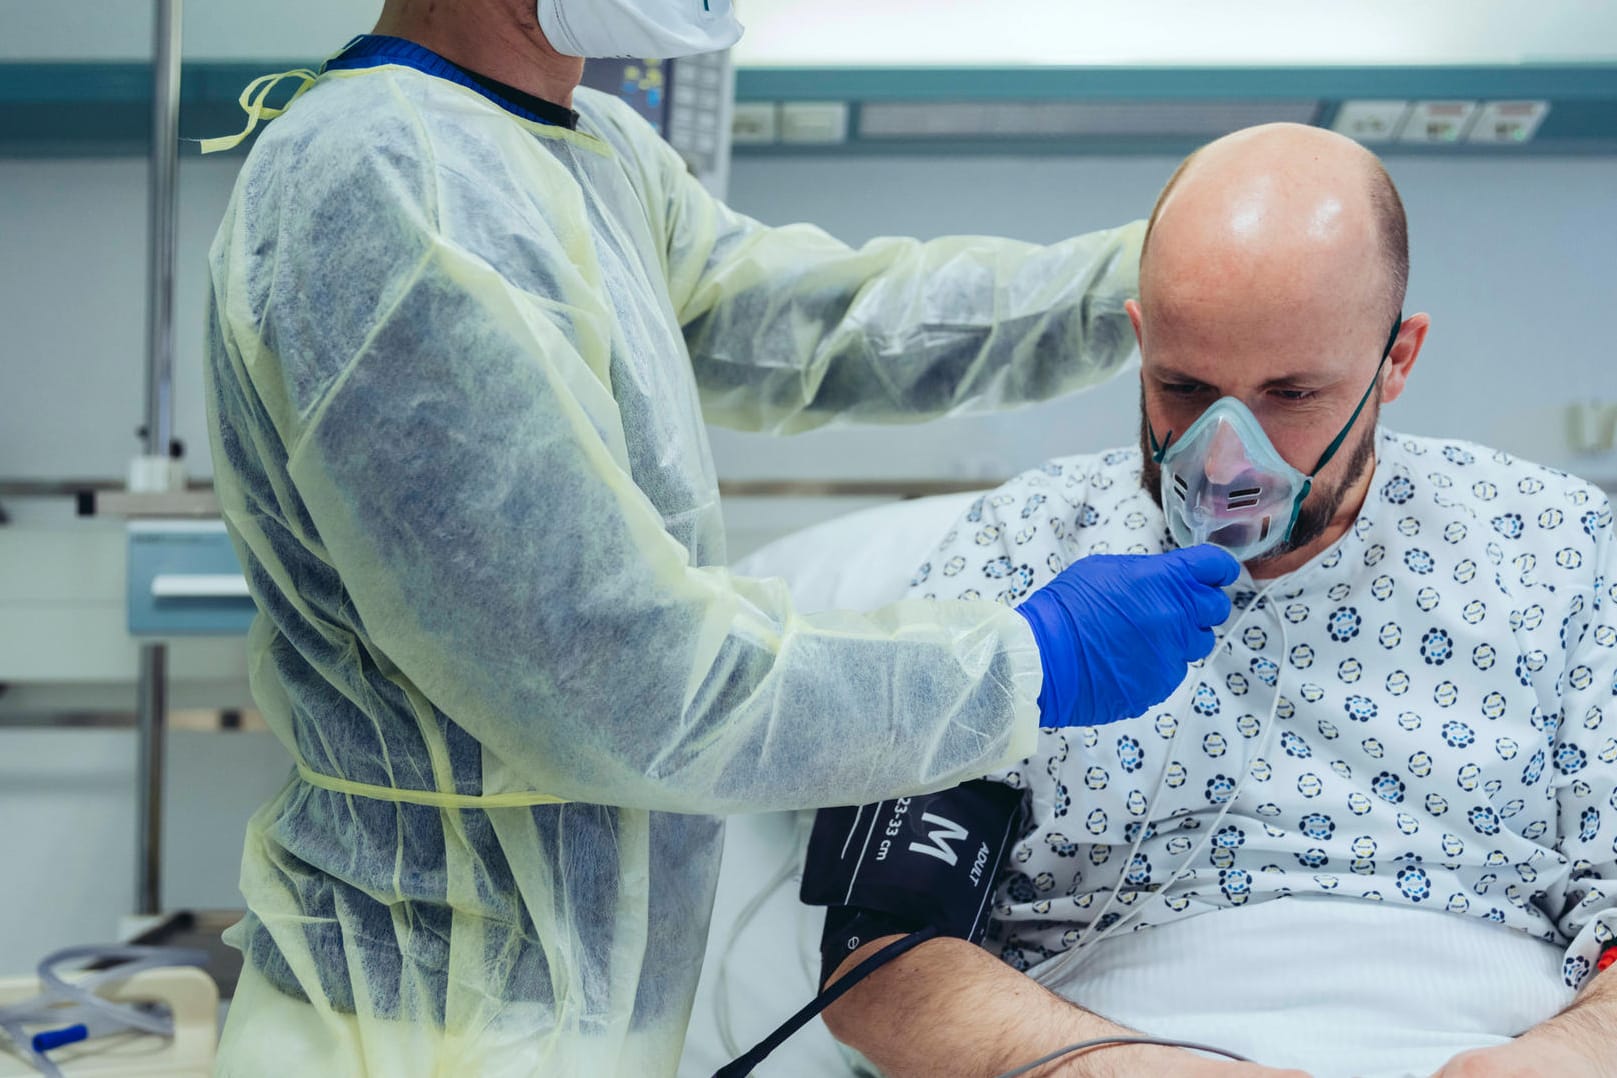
<box><xmin>1140</xmin><ymin>384</ymin><xmax>1380</xmax><ymax>566</ymax></box>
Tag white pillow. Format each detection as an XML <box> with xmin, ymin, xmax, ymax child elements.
<box><xmin>732</xmin><ymin>492</ymin><xmax>984</xmax><ymax>613</ymax></box>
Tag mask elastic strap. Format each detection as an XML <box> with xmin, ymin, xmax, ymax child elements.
<box><xmin>1285</xmin><ymin>477</ymin><xmax>1312</xmax><ymax>538</ymax></box>
<box><xmin>1148</xmin><ymin>426</ymin><xmax>1174</xmax><ymax>464</ymax></box>
<box><xmin>1305</xmin><ymin>310</ymin><xmax>1403</xmax><ymax>477</ymax></box>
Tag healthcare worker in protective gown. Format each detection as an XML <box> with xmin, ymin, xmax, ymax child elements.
<box><xmin>202</xmin><ymin>0</ymin><xmax>1240</xmax><ymax>1074</ymax></box>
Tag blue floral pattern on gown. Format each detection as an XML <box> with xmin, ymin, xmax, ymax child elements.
<box><xmin>908</xmin><ymin>431</ymin><xmax>1617</xmax><ymax>989</ymax></box>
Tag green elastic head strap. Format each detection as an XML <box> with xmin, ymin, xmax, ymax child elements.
<box><xmin>1305</xmin><ymin>310</ymin><xmax>1404</xmax><ymax>477</ymax></box>
<box><xmin>1285</xmin><ymin>310</ymin><xmax>1404</xmax><ymax>532</ymax></box>
<box><xmin>1148</xmin><ymin>423</ymin><xmax>1172</xmax><ymax>464</ymax></box>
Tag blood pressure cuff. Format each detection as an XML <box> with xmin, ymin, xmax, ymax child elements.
<box><xmin>800</xmin><ymin>779</ymin><xmax>1027</xmax><ymax>985</ymax></box>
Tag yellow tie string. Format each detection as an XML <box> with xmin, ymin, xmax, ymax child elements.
<box><xmin>197</xmin><ymin>68</ymin><xmax>320</xmax><ymax>155</ymax></box>
<box><xmin>296</xmin><ymin>761</ymin><xmax>570</xmax><ymax>809</ymax></box>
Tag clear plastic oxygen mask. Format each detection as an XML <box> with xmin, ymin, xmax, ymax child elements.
<box><xmin>1156</xmin><ymin>398</ymin><xmax>1311</xmax><ymax>562</ymax></box>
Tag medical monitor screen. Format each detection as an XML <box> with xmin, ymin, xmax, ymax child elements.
<box><xmin>580</xmin><ymin>58</ymin><xmax>673</xmax><ymax>135</ymax></box>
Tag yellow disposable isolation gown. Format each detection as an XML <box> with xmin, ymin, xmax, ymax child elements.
<box><xmin>204</xmin><ymin>50</ymin><xmax>1144</xmax><ymax>1077</ymax></box>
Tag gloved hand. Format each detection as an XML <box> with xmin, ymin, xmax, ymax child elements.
<box><xmin>1014</xmin><ymin>545</ymin><xmax>1240</xmax><ymax>728</ymax></box>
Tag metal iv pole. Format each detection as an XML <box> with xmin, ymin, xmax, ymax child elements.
<box><xmin>135</xmin><ymin>0</ymin><xmax>184</xmax><ymax>917</ymax></box>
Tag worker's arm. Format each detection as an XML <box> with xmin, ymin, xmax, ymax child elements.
<box><xmin>606</xmin><ymin>98</ymin><xmax>1144</xmax><ymax>435</ymax></box>
<box><xmin>211</xmin><ymin>132</ymin><xmax>1042</xmax><ymax>817</ymax></box>
<box><xmin>821</xmin><ymin>934</ymin><xmax>1309</xmax><ymax>1078</ymax></box>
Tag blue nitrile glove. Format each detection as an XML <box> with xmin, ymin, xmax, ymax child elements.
<box><xmin>1014</xmin><ymin>545</ymin><xmax>1240</xmax><ymax>728</ymax></box>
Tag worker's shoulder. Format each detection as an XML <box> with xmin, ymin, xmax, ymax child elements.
<box><xmin>240</xmin><ymin>71</ymin><xmax>438</xmax><ymax>196</ymax></box>
<box><xmin>1378</xmin><ymin>430</ymin><xmax>1612</xmax><ymax>538</ymax></box>
<box><xmin>571</xmin><ymin>85</ymin><xmax>646</xmax><ymax>134</ymax></box>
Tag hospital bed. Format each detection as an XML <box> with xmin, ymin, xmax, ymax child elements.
<box><xmin>679</xmin><ymin>487</ymin><xmax>1582</xmax><ymax>1078</ymax></box>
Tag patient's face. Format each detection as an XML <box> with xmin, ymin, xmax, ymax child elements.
<box><xmin>1133</xmin><ymin>296</ymin><xmax>1389</xmax><ymax>566</ymax></box>
<box><xmin>1127</xmin><ymin>124</ymin><xmax>1413</xmax><ymax>568</ymax></box>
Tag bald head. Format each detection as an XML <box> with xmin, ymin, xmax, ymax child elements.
<box><xmin>1131</xmin><ymin>123</ymin><xmax>1428</xmax><ymax>577</ymax></box>
<box><xmin>1141</xmin><ymin>123</ymin><xmax>1407</xmax><ymax>326</ymax></box>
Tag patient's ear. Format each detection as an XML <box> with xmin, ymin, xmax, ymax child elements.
<box><xmin>1125</xmin><ymin>299</ymin><xmax>1145</xmax><ymax>350</ymax></box>
<box><xmin>1380</xmin><ymin>312</ymin><xmax>1430</xmax><ymax>406</ymax></box>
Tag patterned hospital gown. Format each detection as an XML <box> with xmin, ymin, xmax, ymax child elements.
<box><xmin>907</xmin><ymin>430</ymin><xmax>1617</xmax><ymax>989</ymax></box>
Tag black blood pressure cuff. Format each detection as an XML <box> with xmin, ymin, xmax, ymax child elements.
<box><xmin>800</xmin><ymin>779</ymin><xmax>1028</xmax><ymax>986</ymax></box>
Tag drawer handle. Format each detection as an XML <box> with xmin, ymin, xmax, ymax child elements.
<box><xmin>150</xmin><ymin>574</ymin><xmax>250</xmax><ymax>599</ymax></box>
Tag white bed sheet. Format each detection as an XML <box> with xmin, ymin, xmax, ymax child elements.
<box><xmin>1046</xmin><ymin>893</ymin><xmax>1571</xmax><ymax>1078</ymax></box>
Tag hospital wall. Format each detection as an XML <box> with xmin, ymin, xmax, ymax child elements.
<box><xmin>4</xmin><ymin>151</ymin><xmax>1615</xmax><ymax>526</ymax></box>
<box><xmin>717</xmin><ymin>152</ymin><xmax>1617</xmax><ymax>549</ymax></box>
<box><xmin>2</xmin><ymin>148</ymin><xmax>1616</xmax><ymax>975</ymax></box>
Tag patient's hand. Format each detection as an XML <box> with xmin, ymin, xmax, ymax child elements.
<box><xmin>1177</xmin><ymin>1063</ymin><xmax>1313</xmax><ymax>1078</ymax></box>
<box><xmin>1429</xmin><ymin>1038</ymin><xmax>1612</xmax><ymax>1077</ymax></box>
<box><xmin>1024</xmin><ymin>1045</ymin><xmax>1313</xmax><ymax>1077</ymax></box>
<box><xmin>1430</xmin><ymin>964</ymin><xmax>1617</xmax><ymax>1078</ymax></box>
<box><xmin>1098</xmin><ymin>1048</ymin><xmax>1311</xmax><ymax>1078</ymax></box>
<box><xmin>1032</xmin><ymin>1042</ymin><xmax>1312</xmax><ymax>1077</ymax></box>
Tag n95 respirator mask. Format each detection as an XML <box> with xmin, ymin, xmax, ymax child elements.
<box><xmin>537</xmin><ymin>0</ymin><xmax>743</xmax><ymax>59</ymax></box>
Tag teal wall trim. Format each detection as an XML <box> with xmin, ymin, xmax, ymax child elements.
<box><xmin>2</xmin><ymin>60</ymin><xmax>1614</xmax><ymax>157</ymax></box>
<box><xmin>733</xmin><ymin>64</ymin><xmax>1617</xmax><ymax>102</ymax></box>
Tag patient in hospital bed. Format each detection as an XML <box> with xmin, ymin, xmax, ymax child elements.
<box><xmin>802</xmin><ymin>124</ymin><xmax>1617</xmax><ymax>1078</ymax></box>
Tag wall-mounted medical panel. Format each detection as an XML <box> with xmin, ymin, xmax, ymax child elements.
<box><xmin>1</xmin><ymin>61</ymin><xmax>1615</xmax><ymax>157</ymax></box>
<box><xmin>727</xmin><ymin>65</ymin><xmax>1617</xmax><ymax>156</ymax></box>
<box><xmin>126</xmin><ymin>521</ymin><xmax>253</xmax><ymax>637</ymax></box>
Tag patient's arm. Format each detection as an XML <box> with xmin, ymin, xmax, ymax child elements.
<box><xmin>821</xmin><ymin>933</ymin><xmax>1309</xmax><ymax>1078</ymax></box>
<box><xmin>1544</xmin><ymin>960</ymin><xmax>1617</xmax><ymax>1046</ymax></box>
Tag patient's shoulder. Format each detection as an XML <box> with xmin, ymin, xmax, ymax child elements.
<box><xmin>905</xmin><ymin>446</ymin><xmax>1159</xmax><ymax>604</ymax></box>
<box><xmin>979</xmin><ymin>447</ymin><xmax>1149</xmax><ymax>528</ymax></box>
<box><xmin>1378</xmin><ymin>431</ymin><xmax>1612</xmax><ymax>547</ymax></box>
